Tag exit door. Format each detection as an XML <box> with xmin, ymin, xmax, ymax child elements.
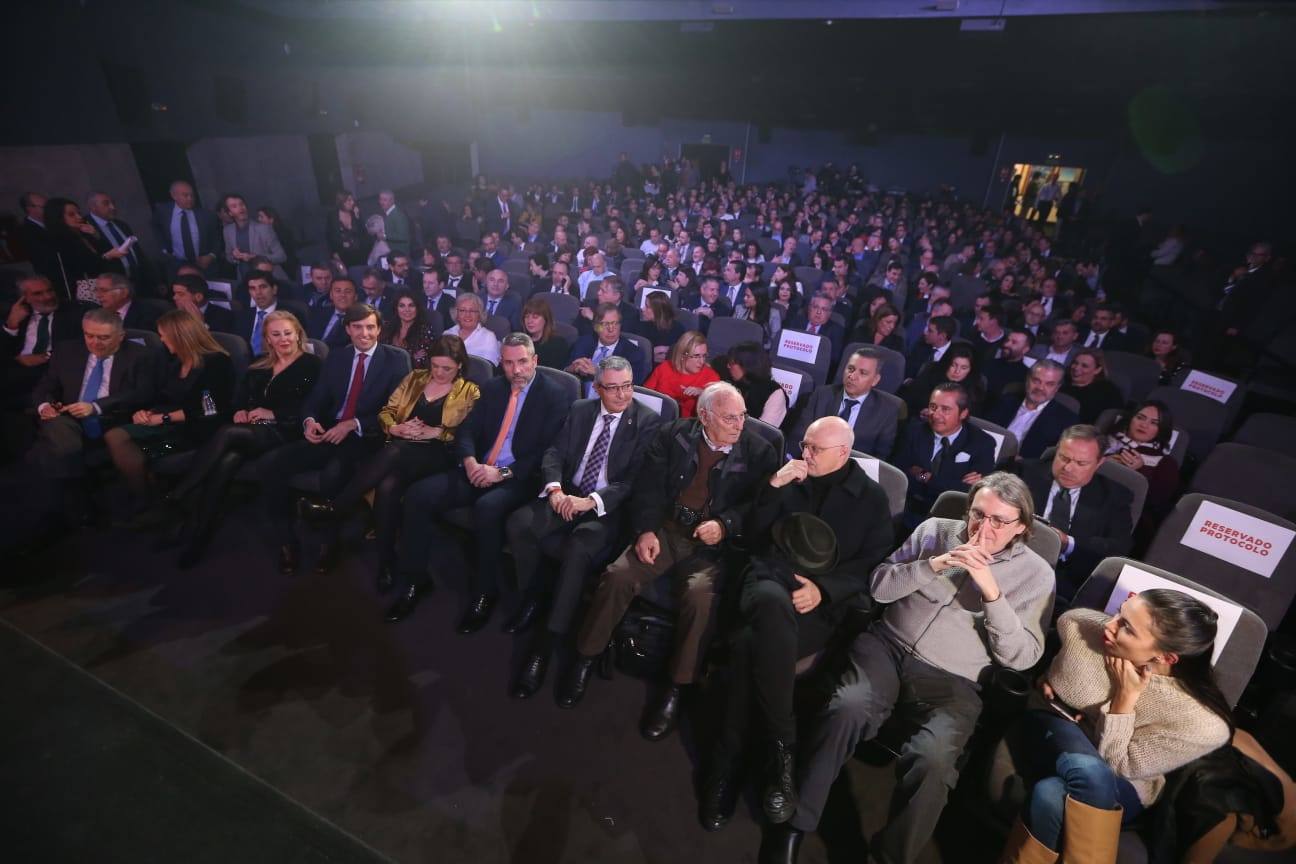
<box><xmin>1008</xmin><ymin>163</ymin><xmax>1085</xmax><ymax>223</ymax></box>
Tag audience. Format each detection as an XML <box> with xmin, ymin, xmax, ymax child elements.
<box><xmin>643</xmin><ymin>330</ymin><xmax>720</xmax><ymax>418</ymax></box>
<box><xmin>894</xmin><ymin>382</ymin><xmax>997</xmax><ymax>525</ymax></box>
<box><xmin>985</xmin><ymin>359</ymin><xmax>1078</xmax><ymax>460</ymax></box>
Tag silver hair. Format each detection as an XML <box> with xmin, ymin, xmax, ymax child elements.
<box><xmin>82</xmin><ymin>307</ymin><xmax>125</xmax><ymax>333</ymax></box>
<box><xmin>501</xmin><ymin>332</ymin><xmax>536</xmax><ymax>355</ymax></box>
<box><xmin>98</xmin><ymin>272</ymin><xmax>133</xmax><ymax>296</ymax></box>
<box><xmin>1030</xmin><ymin>358</ymin><xmax>1065</xmax><ymax>379</ymax></box>
<box><xmin>455</xmin><ymin>292</ymin><xmax>485</xmax><ymax>313</ymax></box>
<box><xmin>595</xmin><ymin>354</ymin><xmax>632</xmax><ymax>384</ymax></box>
<box><xmin>696</xmin><ymin>381</ymin><xmax>742</xmax><ymax>416</ymax></box>
<box><xmin>966</xmin><ymin>471</ymin><xmax>1035</xmax><ymax>545</ymax></box>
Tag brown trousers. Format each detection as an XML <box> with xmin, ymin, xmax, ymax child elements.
<box><xmin>576</xmin><ymin>521</ymin><xmax>723</xmax><ymax>684</ymax></box>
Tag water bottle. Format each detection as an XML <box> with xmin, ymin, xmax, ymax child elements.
<box><xmin>201</xmin><ymin>389</ymin><xmax>217</xmax><ymax>417</ymax></box>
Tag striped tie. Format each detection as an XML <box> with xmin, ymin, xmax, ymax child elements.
<box><xmin>578</xmin><ymin>414</ymin><xmax>615</xmax><ymax>495</ymax></box>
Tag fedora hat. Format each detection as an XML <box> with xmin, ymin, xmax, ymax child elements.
<box><xmin>771</xmin><ymin>512</ymin><xmax>838</xmax><ymax>576</ymax></box>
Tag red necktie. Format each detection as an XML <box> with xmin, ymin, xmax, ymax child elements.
<box><xmin>339</xmin><ymin>353</ymin><xmax>367</xmax><ymax>421</ymax></box>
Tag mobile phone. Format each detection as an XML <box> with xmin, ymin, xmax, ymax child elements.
<box><xmin>1048</xmin><ymin>699</ymin><xmax>1080</xmax><ymax>722</ymax></box>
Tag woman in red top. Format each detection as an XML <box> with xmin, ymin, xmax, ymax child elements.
<box><xmin>644</xmin><ymin>330</ymin><xmax>720</xmax><ymax>417</ymax></box>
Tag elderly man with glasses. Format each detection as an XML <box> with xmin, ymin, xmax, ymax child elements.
<box><xmin>761</xmin><ymin>471</ymin><xmax>1056</xmax><ymax>864</ymax></box>
<box><xmin>559</xmin><ymin>381</ymin><xmax>780</xmax><ymax>741</ymax></box>
<box><xmin>700</xmin><ymin>416</ymin><xmax>895</xmax><ymax>833</ymax></box>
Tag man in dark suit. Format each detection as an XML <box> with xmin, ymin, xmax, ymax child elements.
<box><xmin>87</xmin><ymin>192</ymin><xmax>153</xmax><ymax>296</ymax></box>
<box><xmin>893</xmin><ymin>382</ymin><xmax>997</xmax><ymax>526</ymax></box>
<box><xmin>1079</xmin><ymin>303</ymin><xmax>1134</xmax><ymax>353</ymax></box>
<box><xmin>259</xmin><ymin>304</ymin><xmax>410</xmax><ymax>573</ymax></box>
<box><xmin>575</xmin><ymin>275</ymin><xmax>637</xmax><ymax>340</ymax></box>
<box><xmin>982</xmin><ymin>328</ymin><xmax>1035</xmax><ymax>406</ymax></box>
<box><xmin>152</xmin><ymin>181</ymin><xmax>221</xmax><ymax>277</ymax></box>
<box><xmin>985</xmin><ymin>359</ymin><xmax>1077</xmax><ymax>460</ymax></box>
<box><xmin>388</xmin><ymin>334</ymin><xmax>569</xmax><ymax>631</ymax></box>
<box><xmin>1211</xmin><ymin>241</ymin><xmax>1275</xmax><ymax>373</ymax></box>
<box><xmin>791</xmin><ymin>293</ymin><xmax>846</xmax><ymax>372</ymax></box>
<box><xmin>566</xmin><ymin>303</ymin><xmax>648</xmax><ymax>395</ymax></box>
<box><xmin>1023</xmin><ymin>424</ymin><xmax>1133</xmax><ymax>599</ymax></box>
<box><xmin>790</xmin><ymin>346</ymin><xmax>900</xmax><ymax>459</ymax></box>
<box><xmin>561</xmin><ymin>382</ymin><xmax>780</xmax><ymax>742</ymax></box>
<box><xmin>3</xmin><ymin>275</ymin><xmax>86</xmax><ymax>367</ymax></box>
<box><xmin>680</xmin><ymin>276</ymin><xmax>733</xmax><ymax>335</ymax></box>
<box><xmin>419</xmin><ymin>267</ymin><xmax>455</xmax><ymax>329</ymax></box>
<box><xmin>16</xmin><ymin>192</ymin><xmax>56</xmax><ymax>282</ymax></box>
<box><xmin>484</xmin><ymin>186</ymin><xmax>518</xmax><ymax>238</ymax></box>
<box><xmin>29</xmin><ymin>308</ymin><xmax>154</xmax><ymax>493</ymax></box>
<box><xmin>505</xmin><ymin>356</ymin><xmax>661</xmax><ymax>699</ymax></box>
<box><xmin>170</xmin><ymin>274</ymin><xmax>235</xmax><ymax>334</ymax></box>
<box><xmin>701</xmin><ymin>416</ymin><xmax>895</xmax><ymax>830</ymax></box>
<box><xmin>481</xmin><ymin>268</ymin><xmax>522</xmax><ymax>332</ymax></box>
<box><xmin>234</xmin><ymin>273</ymin><xmax>309</xmax><ymax>356</ymax></box>
<box><xmin>359</xmin><ymin>269</ymin><xmax>397</xmax><ymax>316</ymax></box>
<box><xmin>90</xmin><ymin>273</ymin><xmax>164</xmax><ymax>333</ymax></box>
<box><xmin>309</xmin><ymin>278</ymin><xmax>361</xmax><ymax>351</ymax></box>
<box><xmin>905</xmin><ymin>312</ymin><xmax>956</xmax><ymax>379</ymax></box>
<box><xmin>718</xmin><ymin>261</ymin><xmax>751</xmax><ymax>311</ymax></box>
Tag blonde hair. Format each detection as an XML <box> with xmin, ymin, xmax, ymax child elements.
<box><xmin>668</xmin><ymin>330</ymin><xmax>708</xmax><ymax>373</ymax></box>
<box><xmin>157</xmin><ymin>309</ymin><xmax>227</xmax><ymax>369</ymax></box>
<box><xmin>249</xmin><ymin>310</ymin><xmax>307</xmax><ymax>369</ymax></box>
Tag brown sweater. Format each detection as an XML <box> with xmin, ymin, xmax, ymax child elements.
<box><xmin>1041</xmin><ymin>609</ymin><xmax>1231</xmax><ymax>805</ymax></box>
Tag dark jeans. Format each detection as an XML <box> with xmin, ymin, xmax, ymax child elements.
<box><xmin>504</xmin><ymin>497</ymin><xmax>623</xmax><ymax>636</ymax></box>
<box><xmin>718</xmin><ymin>579</ymin><xmax>839</xmax><ymax>753</ymax></box>
<box><xmin>1014</xmin><ymin>709</ymin><xmax>1143</xmax><ymax>851</ymax></box>
<box><xmin>396</xmin><ymin>469</ymin><xmax>534</xmax><ymax>596</ymax></box>
<box><xmin>792</xmin><ymin>629</ymin><xmax>983</xmax><ymax>864</ymax></box>
<box><xmin>330</xmin><ymin>439</ymin><xmax>451</xmax><ymax>568</ymax></box>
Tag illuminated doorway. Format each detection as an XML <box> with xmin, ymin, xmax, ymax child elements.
<box><xmin>1008</xmin><ymin>162</ymin><xmax>1086</xmax><ymax>223</ymax></box>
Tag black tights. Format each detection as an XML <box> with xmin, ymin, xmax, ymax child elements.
<box><xmin>329</xmin><ymin>439</ymin><xmax>450</xmax><ymax>566</ymax></box>
<box><xmin>174</xmin><ymin>422</ymin><xmax>285</xmax><ymax>532</ymax></box>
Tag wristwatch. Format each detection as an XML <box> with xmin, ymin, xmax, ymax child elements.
<box><xmin>498</xmin><ymin>466</ymin><xmax>514</xmax><ymax>480</ymax></box>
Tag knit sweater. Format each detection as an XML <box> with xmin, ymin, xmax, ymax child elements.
<box><xmin>871</xmin><ymin>517</ymin><xmax>1056</xmax><ymax>683</ymax></box>
<box><xmin>1041</xmin><ymin>608</ymin><xmax>1231</xmax><ymax>806</ymax></box>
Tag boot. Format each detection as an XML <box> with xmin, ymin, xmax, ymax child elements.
<box><xmin>1060</xmin><ymin>796</ymin><xmax>1122</xmax><ymax>864</ymax></box>
<box><xmin>763</xmin><ymin>739</ymin><xmax>798</xmax><ymax>824</ymax></box>
<box><xmin>757</xmin><ymin>824</ymin><xmax>803</xmax><ymax>864</ymax></box>
<box><xmin>1000</xmin><ymin>817</ymin><xmax>1059</xmax><ymax>864</ymax></box>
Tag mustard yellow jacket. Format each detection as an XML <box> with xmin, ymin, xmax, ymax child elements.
<box><xmin>377</xmin><ymin>373</ymin><xmax>480</xmax><ymax>441</ymax></box>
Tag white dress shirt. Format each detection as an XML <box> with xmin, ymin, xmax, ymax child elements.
<box><xmin>543</xmin><ymin>407</ymin><xmax>623</xmax><ymax>516</ymax></box>
<box><xmin>1007</xmin><ymin>399</ymin><xmax>1050</xmax><ymax>444</ymax></box>
<box><xmin>446</xmin><ymin>324</ymin><xmax>501</xmax><ymax>365</ymax></box>
<box><xmin>930</xmin><ymin>425</ymin><xmax>963</xmax><ymax>461</ymax></box>
<box><xmin>5</xmin><ymin>309</ymin><xmax>56</xmax><ymax>354</ymax></box>
<box><xmin>837</xmin><ymin>391</ymin><xmax>869</xmax><ymax>427</ymax></box>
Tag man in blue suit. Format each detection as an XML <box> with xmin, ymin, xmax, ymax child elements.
<box><xmin>151</xmin><ymin>180</ymin><xmax>221</xmax><ymax>278</ymax></box>
<box><xmin>481</xmin><ymin>268</ymin><xmax>522</xmax><ymax>332</ymax></box>
<box><xmin>309</xmin><ymin>278</ymin><xmax>361</xmax><ymax>351</ymax></box>
<box><xmin>260</xmin><ymin>303</ymin><xmax>410</xmax><ymax>574</ymax></box>
<box><xmin>388</xmin><ymin>334</ymin><xmax>570</xmax><ymax>632</ymax></box>
<box><xmin>790</xmin><ymin>293</ymin><xmax>846</xmax><ymax>373</ymax></box>
<box><xmin>893</xmin><ymin>381</ymin><xmax>997</xmax><ymax>526</ymax></box>
<box><xmin>566</xmin><ymin>303</ymin><xmax>648</xmax><ymax>395</ymax></box>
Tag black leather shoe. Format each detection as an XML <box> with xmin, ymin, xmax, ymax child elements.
<box><xmin>296</xmin><ymin>497</ymin><xmax>336</xmax><ymax>523</ymax></box>
<box><xmin>511</xmin><ymin>651</ymin><xmax>549</xmax><ymax>700</ymax></box>
<box><xmin>556</xmin><ymin>656</ymin><xmax>596</xmax><ymax>709</ymax></box>
<box><xmin>501</xmin><ymin>599</ymin><xmax>539</xmax><ymax>634</ymax></box>
<box><xmin>758</xmin><ymin>824</ymin><xmax>804</xmax><ymax>864</ymax></box>
<box><xmin>763</xmin><ymin>739</ymin><xmax>798</xmax><ymax>824</ymax></box>
<box><xmin>455</xmin><ymin>593</ymin><xmax>498</xmax><ymax>634</ymax></box>
<box><xmin>375</xmin><ymin>563</ymin><xmax>395</xmax><ymax>594</ymax></box>
<box><xmin>385</xmin><ymin>581</ymin><xmax>433</xmax><ymax>622</ymax></box>
<box><xmin>315</xmin><ymin>541</ymin><xmax>342</xmax><ymax>574</ymax></box>
<box><xmin>278</xmin><ymin>543</ymin><xmax>299</xmax><ymax>576</ymax></box>
<box><xmin>640</xmin><ymin>685</ymin><xmax>683</xmax><ymax>741</ymax></box>
<box><xmin>699</xmin><ymin>767</ymin><xmax>738</xmax><ymax>832</ymax></box>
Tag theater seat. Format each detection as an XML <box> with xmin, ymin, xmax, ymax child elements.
<box><xmin>1189</xmin><ymin>443</ymin><xmax>1296</xmax><ymax>521</ymax></box>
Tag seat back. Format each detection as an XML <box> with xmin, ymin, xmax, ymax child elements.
<box><xmin>1148</xmin><ymin>378</ymin><xmax>1242</xmax><ymax>462</ymax></box>
<box><xmin>1189</xmin><ymin>443</ymin><xmax>1296</xmax><ymax>521</ymax></box>
<box><xmin>1052</xmin><ymin>391</ymin><xmax>1081</xmax><ymax>417</ymax></box>
<box><xmin>1145</xmin><ymin>493</ymin><xmax>1296</xmax><ymax>631</ymax></box>
<box><xmin>532</xmin><ymin>292</ymin><xmax>580</xmax><ymax>324</ymax></box>
<box><xmin>552</xmin><ymin>322</ymin><xmax>578</xmax><ymax>345</ymax></box>
<box><xmin>745</xmin><ymin>416</ymin><xmax>785</xmax><ymax>460</ymax></box>
<box><xmin>1072</xmin><ymin>557</ymin><xmax>1267</xmax><ymax>707</ymax></box>
<box><xmin>929</xmin><ymin>490</ymin><xmax>1061</xmax><ymax>567</ymax></box>
<box><xmin>968</xmin><ymin>416</ymin><xmax>1019</xmax><ymax>468</ymax></box>
<box><xmin>483</xmin><ymin>315</ymin><xmax>512</xmax><ymax>341</ymax></box>
<box><xmin>773</xmin><ymin>329</ymin><xmax>831</xmax><ymax>388</ymax></box>
<box><xmin>536</xmin><ymin>366</ymin><xmax>581</xmax><ymax>405</ymax></box>
<box><xmin>211</xmin><ymin>332</ymin><xmax>252</xmax><ymax>396</ymax></box>
<box><xmin>1094</xmin><ymin>407</ymin><xmax>1190</xmax><ymax>468</ymax></box>
<box><xmin>1040</xmin><ymin>446</ymin><xmax>1149</xmax><ymax>529</ymax></box>
<box><xmin>506</xmin><ymin>272</ymin><xmax>531</xmax><ymax>297</ymax></box>
<box><xmin>619</xmin><ymin>260</ymin><xmax>644</xmax><ymax>285</ymax></box>
<box><xmin>620</xmin><ymin>333</ymin><xmax>653</xmax><ymax>382</ymax></box>
<box><xmin>705</xmin><ymin>317</ymin><xmax>765</xmax><ymax>359</ymax></box>
<box><xmin>840</xmin><ymin>341</ymin><xmax>905</xmax><ymax>394</ymax></box>
<box><xmin>1231</xmin><ymin>411</ymin><xmax>1296</xmax><ymax>456</ymax></box>
<box><xmin>502</xmin><ymin>259</ymin><xmax>530</xmax><ymax>278</ymax></box>
<box><xmin>464</xmin><ymin>354</ymin><xmax>496</xmax><ymax>387</ymax></box>
<box><xmin>769</xmin><ymin>361</ymin><xmax>815</xmax><ymax>412</ymax></box>
<box><xmin>852</xmin><ymin>451</ymin><xmax>908</xmax><ymax>519</ymax></box>
<box><xmin>305</xmin><ymin>338</ymin><xmax>329</xmax><ymax>360</ymax></box>
<box><xmin>632</xmin><ymin>385</ymin><xmax>679</xmax><ymax>422</ymax></box>
<box><xmin>1102</xmin><ymin>350</ymin><xmax>1162</xmax><ymax>403</ymax></box>
<box><xmin>125</xmin><ymin>328</ymin><xmax>163</xmax><ymax>350</ymax></box>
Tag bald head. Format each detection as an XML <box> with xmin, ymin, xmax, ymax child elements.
<box><xmin>801</xmin><ymin>416</ymin><xmax>853</xmax><ymax>475</ymax></box>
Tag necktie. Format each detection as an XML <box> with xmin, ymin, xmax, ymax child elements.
<box><xmin>809</xmin><ymin>324</ymin><xmax>819</xmax><ymax>335</ymax></box>
<box><xmin>1051</xmin><ymin>487</ymin><xmax>1072</xmax><ymax>533</ymax></box>
<box><xmin>488</xmin><ymin>298</ymin><xmax>499</xmax><ymax>316</ymax></box>
<box><xmin>486</xmin><ymin>388</ymin><xmax>520</xmax><ymax>466</ymax></box>
<box><xmin>181</xmin><ymin>210</ymin><xmax>197</xmax><ymax>261</ymax></box>
<box><xmin>339</xmin><ymin>352</ymin><xmax>367</xmax><ymax>421</ymax></box>
<box><xmin>838</xmin><ymin>398</ymin><xmax>859</xmax><ymax>422</ymax></box>
<box><xmin>32</xmin><ymin>313</ymin><xmax>50</xmax><ymax>355</ymax></box>
<box><xmin>578</xmin><ymin>414</ymin><xmax>616</xmax><ymax>495</ymax></box>
<box><xmin>588</xmin><ymin>345</ymin><xmax>611</xmax><ymax>397</ymax></box>
<box><xmin>80</xmin><ymin>356</ymin><xmax>105</xmax><ymax>438</ymax></box>
<box><xmin>251</xmin><ymin>309</ymin><xmax>266</xmax><ymax>355</ymax></box>
<box><xmin>930</xmin><ymin>436</ymin><xmax>951</xmax><ymax>477</ymax></box>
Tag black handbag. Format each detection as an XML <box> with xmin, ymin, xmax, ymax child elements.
<box><xmin>612</xmin><ymin>601</ymin><xmax>676</xmax><ymax>679</ymax></box>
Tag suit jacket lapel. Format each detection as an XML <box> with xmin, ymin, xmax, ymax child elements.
<box><xmin>605</xmin><ymin>402</ymin><xmax>637</xmax><ymax>474</ymax></box>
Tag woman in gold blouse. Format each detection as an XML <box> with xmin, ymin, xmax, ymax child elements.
<box><xmin>301</xmin><ymin>335</ymin><xmax>479</xmax><ymax>588</ymax></box>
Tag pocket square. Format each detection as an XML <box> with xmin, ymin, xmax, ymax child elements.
<box><xmin>954</xmin><ymin>451</ymin><xmax>971</xmax><ymax>464</ymax></box>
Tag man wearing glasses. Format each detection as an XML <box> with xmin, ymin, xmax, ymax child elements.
<box><xmin>505</xmin><ymin>356</ymin><xmax>662</xmax><ymax>700</ymax></box>
<box><xmin>701</xmin><ymin>417</ymin><xmax>895</xmax><ymax>832</ymax></box>
<box><xmin>762</xmin><ymin>472</ymin><xmax>1055</xmax><ymax>864</ymax></box>
<box><xmin>560</xmin><ymin>382</ymin><xmax>779</xmax><ymax>741</ymax></box>
<box><xmin>565</xmin><ymin>303</ymin><xmax>647</xmax><ymax>397</ymax></box>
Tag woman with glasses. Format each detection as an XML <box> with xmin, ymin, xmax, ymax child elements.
<box><xmin>644</xmin><ymin>330</ymin><xmax>720</xmax><ymax>418</ymax></box>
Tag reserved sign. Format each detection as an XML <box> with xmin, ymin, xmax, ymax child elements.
<box><xmin>770</xmin><ymin>365</ymin><xmax>804</xmax><ymax>407</ymax></box>
<box><xmin>1104</xmin><ymin>563</ymin><xmax>1241</xmax><ymax>663</ymax></box>
<box><xmin>852</xmin><ymin>455</ymin><xmax>882</xmax><ymax>483</ymax></box>
<box><xmin>1180</xmin><ymin>499</ymin><xmax>1294</xmax><ymax>578</ymax></box>
<box><xmin>776</xmin><ymin>329</ymin><xmax>823</xmax><ymax>365</ymax></box>
<box><xmin>1181</xmin><ymin>370</ymin><xmax>1237</xmax><ymax>404</ymax></box>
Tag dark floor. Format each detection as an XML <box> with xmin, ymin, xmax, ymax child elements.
<box><xmin>0</xmin><ymin>507</ymin><xmax>951</xmax><ymax>864</ymax></box>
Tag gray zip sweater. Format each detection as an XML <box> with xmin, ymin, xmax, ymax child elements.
<box><xmin>871</xmin><ymin>518</ymin><xmax>1056</xmax><ymax>683</ymax></box>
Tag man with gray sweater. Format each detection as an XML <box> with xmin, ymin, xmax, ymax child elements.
<box><xmin>761</xmin><ymin>472</ymin><xmax>1056</xmax><ymax>864</ymax></box>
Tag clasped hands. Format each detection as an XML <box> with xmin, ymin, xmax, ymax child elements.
<box><xmin>389</xmin><ymin>418</ymin><xmax>442</xmax><ymax>441</ymax></box>
<box><xmin>547</xmin><ymin>488</ymin><xmax>596</xmax><ymax>521</ymax></box>
<box><xmin>304</xmin><ymin>417</ymin><xmax>359</xmax><ymax>444</ymax></box>
<box><xmin>927</xmin><ymin>524</ymin><xmax>1001</xmax><ymax>601</ymax></box>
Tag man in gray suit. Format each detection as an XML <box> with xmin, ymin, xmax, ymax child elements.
<box><xmin>221</xmin><ymin>193</ymin><xmax>288</xmax><ymax>283</ymax></box>
<box><xmin>789</xmin><ymin>346</ymin><xmax>900</xmax><ymax>459</ymax></box>
<box><xmin>378</xmin><ymin>190</ymin><xmax>412</xmax><ymax>257</ymax></box>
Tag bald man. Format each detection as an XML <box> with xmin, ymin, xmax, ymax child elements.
<box><xmin>152</xmin><ymin>180</ymin><xmax>220</xmax><ymax>277</ymax></box>
<box><xmin>700</xmin><ymin>416</ymin><xmax>896</xmax><ymax>832</ymax></box>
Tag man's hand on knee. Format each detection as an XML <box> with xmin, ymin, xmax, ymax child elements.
<box><xmin>634</xmin><ymin>531</ymin><xmax>660</xmax><ymax>564</ymax></box>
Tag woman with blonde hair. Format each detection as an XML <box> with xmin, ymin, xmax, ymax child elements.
<box><xmin>644</xmin><ymin>329</ymin><xmax>720</xmax><ymax>417</ymax></box>
<box><xmin>108</xmin><ymin>309</ymin><xmax>234</xmax><ymax>520</ymax></box>
<box><xmin>299</xmin><ymin>335</ymin><xmax>480</xmax><ymax>589</ymax></box>
<box><xmin>167</xmin><ymin>310</ymin><xmax>323</xmax><ymax>566</ymax></box>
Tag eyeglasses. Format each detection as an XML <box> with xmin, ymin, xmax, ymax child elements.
<box><xmin>799</xmin><ymin>441</ymin><xmax>847</xmax><ymax>456</ymax></box>
<box><xmin>685</xmin><ymin>351</ymin><xmax>708</xmax><ymax>361</ymax></box>
<box><xmin>967</xmin><ymin>507</ymin><xmax>1020</xmax><ymax>529</ymax></box>
<box><xmin>709</xmin><ymin>410</ymin><xmax>747</xmax><ymax>426</ymax></box>
<box><xmin>597</xmin><ymin>382</ymin><xmax>634</xmax><ymax>394</ymax></box>
<box><xmin>596</xmin><ymin>321</ymin><xmax>621</xmax><ymax>329</ymax></box>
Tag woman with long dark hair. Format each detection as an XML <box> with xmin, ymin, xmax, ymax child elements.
<box><xmin>905</xmin><ymin>341</ymin><xmax>984</xmax><ymax>416</ymax></box>
<box><xmin>326</xmin><ymin>190</ymin><xmax>368</xmax><ymax>268</ymax></box>
<box><xmin>1063</xmin><ymin>347</ymin><xmax>1125</xmax><ymax>424</ymax></box>
<box><xmin>634</xmin><ymin>292</ymin><xmax>687</xmax><ymax>365</ymax></box>
<box><xmin>44</xmin><ymin>197</ymin><xmax>125</xmax><ymax>301</ymax></box>
<box><xmin>1103</xmin><ymin>399</ymin><xmax>1181</xmax><ymax>538</ymax></box>
<box><xmin>1149</xmin><ymin>329</ymin><xmax>1189</xmax><ymax>385</ymax></box>
<box><xmin>521</xmin><ymin>295</ymin><xmax>571</xmax><ymax>370</ymax></box>
<box><xmin>380</xmin><ymin>290</ymin><xmax>436</xmax><ymax>367</ymax></box>
<box><xmin>724</xmin><ymin>341</ymin><xmax>788</xmax><ymax>427</ymax></box>
<box><xmin>1002</xmin><ymin>589</ymin><xmax>1232</xmax><ymax>863</ymax></box>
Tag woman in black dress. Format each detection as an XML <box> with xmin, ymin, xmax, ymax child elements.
<box><xmin>44</xmin><ymin>197</ymin><xmax>126</xmax><ymax>302</ymax></box>
<box><xmin>326</xmin><ymin>190</ymin><xmax>369</xmax><ymax>269</ymax></box>
<box><xmin>851</xmin><ymin>302</ymin><xmax>905</xmax><ymax>353</ymax></box>
<box><xmin>168</xmin><ymin>310</ymin><xmax>322</xmax><ymax>566</ymax></box>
